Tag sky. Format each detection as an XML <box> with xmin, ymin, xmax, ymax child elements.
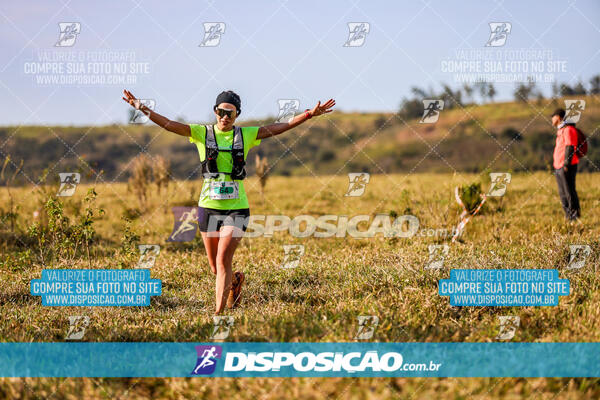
<box><xmin>1</xmin><ymin>0</ymin><xmax>599</xmax><ymax>126</ymax></box>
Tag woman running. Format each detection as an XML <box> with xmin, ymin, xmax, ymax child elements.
<box><xmin>122</xmin><ymin>89</ymin><xmax>335</xmax><ymax>314</ymax></box>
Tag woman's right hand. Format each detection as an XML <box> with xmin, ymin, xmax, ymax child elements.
<box><xmin>122</xmin><ymin>89</ymin><xmax>191</xmax><ymax>137</ymax></box>
<box><xmin>122</xmin><ymin>89</ymin><xmax>142</xmax><ymax>110</ymax></box>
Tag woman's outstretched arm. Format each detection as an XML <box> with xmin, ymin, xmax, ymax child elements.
<box><xmin>257</xmin><ymin>99</ymin><xmax>335</xmax><ymax>139</ymax></box>
<box><xmin>122</xmin><ymin>89</ymin><xmax>191</xmax><ymax>137</ymax></box>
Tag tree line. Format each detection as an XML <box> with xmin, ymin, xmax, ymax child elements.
<box><xmin>398</xmin><ymin>74</ymin><xmax>600</xmax><ymax>120</ymax></box>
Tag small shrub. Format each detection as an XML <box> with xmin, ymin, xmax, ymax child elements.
<box><xmin>153</xmin><ymin>155</ymin><xmax>171</xmax><ymax>195</ymax></box>
<box><xmin>128</xmin><ymin>154</ymin><xmax>153</xmax><ymax>210</ymax></box>
<box><xmin>27</xmin><ymin>188</ymin><xmax>104</xmax><ymax>266</ymax></box>
<box><xmin>255</xmin><ymin>154</ymin><xmax>269</xmax><ymax>195</ymax></box>
<box><xmin>117</xmin><ymin>217</ymin><xmax>140</xmax><ymax>267</ymax></box>
<box><xmin>0</xmin><ymin>156</ymin><xmax>23</xmax><ymax>232</ymax></box>
<box><xmin>501</xmin><ymin>127</ymin><xmax>522</xmax><ymax>141</ymax></box>
<box><xmin>458</xmin><ymin>182</ymin><xmax>483</xmax><ymax>214</ymax></box>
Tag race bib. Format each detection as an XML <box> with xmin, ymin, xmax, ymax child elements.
<box><xmin>209</xmin><ymin>181</ymin><xmax>239</xmax><ymax>200</ymax></box>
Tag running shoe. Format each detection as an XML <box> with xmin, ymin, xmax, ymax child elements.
<box><xmin>227</xmin><ymin>271</ymin><xmax>245</xmax><ymax>309</ymax></box>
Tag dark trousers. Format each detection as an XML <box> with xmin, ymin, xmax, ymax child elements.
<box><xmin>555</xmin><ymin>164</ymin><xmax>580</xmax><ymax>220</ymax></box>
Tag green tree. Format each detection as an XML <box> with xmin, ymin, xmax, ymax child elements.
<box><xmin>487</xmin><ymin>84</ymin><xmax>497</xmax><ymax>103</ymax></box>
<box><xmin>590</xmin><ymin>75</ymin><xmax>600</xmax><ymax>94</ymax></box>
<box><xmin>572</xmin><ymin>81</ymin><xmax>587</xmax><ymax>95</ymax></box>
<box><xmin>514</xmin><ymin>81</ymin><xmax>536</xmax><ymax>103</ymax></box>
<box><xmin>463</xmin><ymin>84</ymin><xmax>474</xmax><ymax>104</ymax></box>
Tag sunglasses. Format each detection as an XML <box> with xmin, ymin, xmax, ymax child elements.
<box><xmin>216</xmin><ymin>107</ymin><xmax>236</xmax><ymax>118</ymax></box>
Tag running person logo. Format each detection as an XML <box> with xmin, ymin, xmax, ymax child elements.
<box><xmin>65</xmin><ymin>316</ymin><xmax>90</xmax><ymax>340</ymax></box>
<box><xmin>57</xmin><ymin>173</ymin><xmax>80</xmax><ymax>196</ymax></box>
<box><xmin>210</xmin><ymin>316</ymin><xmax>234</xmax><ymax>340</ymax></box>
<box><xmin>564</xmin><ymin>100</ymin><xmax>586</xmax><ymax>123</ymax></box>
<box><xmin>275</xmin><ymin>99</ymin><xmax>300</xmax><ymax>123</ymax></box>
<box><xmin>129</xmin><ymin>99</ymin><xmax>155</xmax><ymax>124</ymax></box>
<box><xmin>487</xmin><ymin>172</ymin><xmax>511</xmax><ymax>197</ymax></box>
<box><xmin>354</xmin><ymin>315</ymin><xmax>379</xmax><ymax>340</ymax></box>
<box><xmin>495</xmin><ymin>316</ymin><xmax>520</xmax><ymax>340</ymax></box>
<box><xmin>485</xmin><ymin>22</ymin><xmax>511</xmax><ymax>47</ymax></box>
<box><xmin>199</xmin><ymin>22</ymin><xmax>226</xmax><ymax>47</ymax></box>
<box><xmin>191</xmin><ymin>345</ymin><xmax>223</xmax><ymax>375</ymax></box>
<box><xmin>136</xmin><ymin>245</ymin><xmax>160</xmax><ymax>269</ymax></box>
<box><xmin>566</xmin><ymin>244</ymin><xmax>591</xmax><ymax>270</ymax></box>
<box><xmin>345</xmin><ymin>173</ymin><xmax>370</xmax><ymax>197</ymax></box>
<box><xmin>344</xmin><ymin>22</ymin><xmax>370</xmax><ymax>47</ymax></box>
<box><xmin>167</xmin><ymin>207</ymin><xmax>200</xmax><ymax>242</ymax></box>
<box><xmin>424</xmin><ymin>244</ymin><xmax>449</xmax><ymax>270</ymax></box>
<box><xmin>281</xmin><ymin>244</ymin><xmax>304</xmax><ymax>269</ymax></box>
<box><xmin>55</xmin><ymin>22</ymin><xmax>81</xmax><ymax>47</ymax></box>
<box><xmin>420</xmin><ymin>100</ymin><xmax>444</xmax><ymax>123</ymax></box>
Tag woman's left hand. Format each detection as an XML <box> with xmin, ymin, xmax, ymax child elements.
<box><xmin>309</xmin><ymin>99</ymin><xmax>336</xmax><ymax>117</ymax></box>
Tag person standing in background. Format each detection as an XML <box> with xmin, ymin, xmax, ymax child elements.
<box><xmin>551</xmin><ymin>108</ymin><xmax>581</xmax><ymax>221</ymax></box>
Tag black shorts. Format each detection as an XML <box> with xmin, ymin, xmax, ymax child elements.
<box><xmin>198</xmin><ymin>207</ymin><xmax>250</xmax><ymax>232</ymax></box>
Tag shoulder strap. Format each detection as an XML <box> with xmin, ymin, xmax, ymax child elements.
<box><xmin>229</xmin><ymin>126</ymin><xmax>247</xmax><ymax>180</ymax></box>
<box><xmin>205</xmin><ymin>125</ymin><xmax>218</xmax><ymax>150</ymax></box>
<box><xmin>203</xmin><ymin>125</ymin><xmax>220</xmax><ymax>177</ymax></box>
<box><xmin>205</xmin><ymin>125</ymin><xmax>242</xmax><ymax>151</ymax></box>
<box><xmin>232</xmin><ymin>126</ymin><xmax>244</xmax><ymax>151</ymax></box>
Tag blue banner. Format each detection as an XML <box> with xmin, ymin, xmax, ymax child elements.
<box><xmin>439</xmin><ymin>269</ymin><xmax>569</xmax><ymax>306</ymax></box>
<box><xmin>0</xmin><ymin>342</ymin><xmax>599</xmax><ymax>377</ymax></box>
<box><xmin>30</xmin><ymin>269</ymin><xmax>162</xmax><ymax>306</ymax></box>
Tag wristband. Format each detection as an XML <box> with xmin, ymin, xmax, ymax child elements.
<box><xmin>304</xmin><ymin>110</ymin><xmax>312</xmax><ymax>119</ymax></box>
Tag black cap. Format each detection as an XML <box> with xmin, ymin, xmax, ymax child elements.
<box><xmin>214</xmin><ymin>90</ymin><xmax>241</xmax><ymax>115</ymax></box>
<box><xmin>551</xmin><ymin>108</ymin><xmax>565</xmax><ymax>119</ymax></box>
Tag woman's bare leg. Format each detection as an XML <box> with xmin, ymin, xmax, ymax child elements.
<box><xmin>214</xmin><ymin>226</ymin><xmax>243</xmax><ymax>314</ymax></box>
<box><xmin>200</xmin><ymin>232</ymin><xmax>220</xmax><ymax>275</ymax></box>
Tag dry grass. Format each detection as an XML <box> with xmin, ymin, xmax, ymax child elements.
<box><xmin>1</xmin><ymin>172</ymin><xmax>599</xmax><ymax>398</ymax></box>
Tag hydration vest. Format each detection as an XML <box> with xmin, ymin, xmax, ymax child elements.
<box><xmin>201</xmin><ymin>125</ymin><xmax>247</xmax><ymax>180</ymax></box>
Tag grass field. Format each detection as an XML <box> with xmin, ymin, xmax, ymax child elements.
<box><xmin>1</xmin><ymin>172</ymin><xmax>600</xmax><ymax>398</ymax></box>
